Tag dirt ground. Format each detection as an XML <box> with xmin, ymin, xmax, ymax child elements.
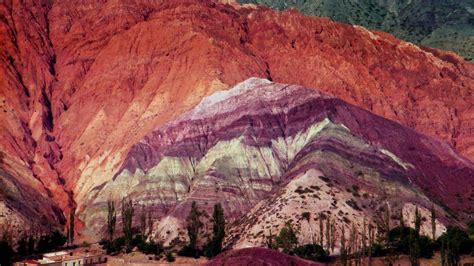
<box><xmin>101</xmin><ymin>251</ymin><xmax>474</xmax><ymax>266</ymax></box>
<box><xmin>332</xmin><ymin>254</ymin><xmax>474</xmax><ymax>266</ymax></box>
<box><xmin>104</xmin><ymin>252</ymin><xmax>207</xmax><ymax>266</ymax></box>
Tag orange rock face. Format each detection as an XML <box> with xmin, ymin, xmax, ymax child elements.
<box><xmin>0</xmin><ymin>0</ymin><xmax>473</xmax><ymax>233</ymax></box>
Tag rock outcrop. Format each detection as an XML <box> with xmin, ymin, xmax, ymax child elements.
<box><xmin>0</xmin><ymin>0</ymin><xmax>473</xmax><ymax>237</ymax></box>
<box><xmin>83</xmin><ymin>78</ymin><xmax>474</xmax><ymax>248</ymax></box>
<box><xmin>205</xmin><ymin>247</ymin><xmax>324</xmax><ymax>266</ymax></box>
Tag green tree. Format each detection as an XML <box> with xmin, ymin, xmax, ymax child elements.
<box><xmin>37</xmin><ymin>235</ymin><xmax>51</xmax><ymax>253</ymax></box>
<box><xmin>388</xmin><ymin>226</ymin><xmax>434</xmax><ymax>259</ymax></box>
<box><xmin>0</xmin><ymin>238</ymin><xmax>14</xmax><ymax>266</ymax></box>
<box><xmin>340</xmin><ymin>225</ymin><xmax>348</xmax><ymax>266</ymax></box>
<box><xmin>50</xmin><ymin>230</ymin><xmax>67</xmax><ymax>249</ymax></box>
<box><xmin>122</xmin><ymin>197</ymin><xmax>134</xmax><ymax>251</ymax></box>
<box><xmin>399</xmin><ymin>209</ymin><xmax>405</xmax><ymax>227</ymax></box>
<box><xmin>147</xmin><ymin>210</ymin><xmax>153</xmax><ymax>237</ymax></box>
<box><xmin>467</xmin><ymin>220</ymin><xmax>474</xmax><ymax>240</ymax></box>
<box><xmin>186</xmin><ymin>201</ymin><xmax>203</xmax><ymax>256</ymax></box>
<box><xmin>140</xmin><ymin>205</ymin><xmax>147</xmax><ymax>238</ymax></box>
<box><xmin>69</xmin><ymin>207</ymin><xmax>75</xmax><ymax>245</ymax></box>
<box><xmin>265</xmin><ymin>229</ymin><xmax>276</xmax><ymax>249</ymax></box>
<box><xmin>430</xmin><ymin>206</ymin><xmax>436</xmax><ymax>240</ymax></box>
<box><xmin>27</xmin><ymin>234</ymin><xmax>36</xmax><ymax>255</ymax></box>
<box><xmin>205</xmin><ymin>203</ymin><xmax>225</xmax><ymax>258</ymax></box>
<box><xmin>301</xmin><ymin>212</ymin><xmax>314</xmax><ymax>245</ymax></box>
<box><xmin>0</xmin><ymin>225</ymin><xmax>14</xmax><ymax>265</ymax></box>
<box><xmin>276</xmin><ymin>221</ymin><xmax>298</xmax><ymax>254</ymax></box>
<box><xmin>319</xmin><ymin>214</ymin><xmax>324</xmax><ymax>248</ymax></box>
<box><xmin>166</xmin><ymin>252</ymin><xmax>175</xmax><ymax>262</ymax></box>
<box><xmin>107</xmin><ymin>198</ymin><xmax>117</xmax><ymax>241</ymax></box>
<box><xmin>409</xmin><ymin>207</ymin><xmax>422</xmax><ymax>266</ymax></box>
<box><xmin>34</xmin><ymin>231</ymin><xmax>66</xmax><ymax>253</ymax></box>
<box><xmin>17</xmin><ymin>234</ymin><xmax>28</xmax><ymax>256</ymax></box>
<box><xmin>293</xmin><ymin>243</ymin><xmax>328</xmax><ymax>262</ymax></box>
<box><xmin>438</xmin><ymin>225</ymin><xmax>472</xmax><ymax>266</ymax></box>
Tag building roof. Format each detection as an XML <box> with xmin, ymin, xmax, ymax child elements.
<box><xmin>34</xmin><ymin>250</ymin><xmax>105</xmax><ymax>264</ymax></box>
<box><xmin>15</xmin><ymin>260</ymin><xmax>40</xmax><ymax>264</ymax></box>
<box><xmin>43</xmin><ymin>251</ymin><xmax>67</xmax><ymax>257</ymax></box>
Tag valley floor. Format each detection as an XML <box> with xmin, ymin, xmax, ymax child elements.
<box><xmin>98</xmin><ymin>251</ymin><xmax>474</xmax><ymax>266</ymax></box>
<box><xmin>105</xmin><ymin>254</ymin><xmax>207</xmax><ymax>266</ymax></box>
<box><xmin>338</xmin><ymin>254</ymin><xmax>474</xmax><ymax>266</ymax></box>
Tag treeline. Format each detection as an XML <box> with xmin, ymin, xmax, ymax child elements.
<box><xmin>263</xmin><ymin>207</ymin><xmax>474</xmax><ymax>266</ymax></box>
<box><xmin>0</xmin><ymin>226</ymin><xmax>67</xmax><ymax>266</ymax></box>
<box><xmin>99</xmin><ymin>198</ymin><xmax>158</xmax><ymax>256</ymax></box>
<box><xmin>99</xmin><ymin>198</ymin><xmax>226</xmax><ymax>261</ymax></box>
<box><xmin>0</xmin><ymin>207</ymin><xmax>77</xmax><ymax>265</ymax></box>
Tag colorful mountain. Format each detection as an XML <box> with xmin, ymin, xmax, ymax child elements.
<box><xmin>0</xmin><ymin>0</ymin><xmax>473</xmax><ymax>242</ymax></box>
<box><xmin>82</xmin><ymin>78</ymin><xmax>473</xmax><ymax>248</ymax></box>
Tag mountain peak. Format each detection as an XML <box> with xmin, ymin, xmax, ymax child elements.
<box><xmin>188</xmin><ymin>77</ymin><xmax>273</xmax><ymax>119</ymax></box>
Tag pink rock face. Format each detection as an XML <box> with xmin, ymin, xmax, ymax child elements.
<box><xmin>80</xmin><ymin>79</ymin><xmax>473</xmax><ymax>245</ymax></box>
<box><xmin>0</xmin><ymin>0</ymin><xmax>473</xmax><ymax>236</ymax></box>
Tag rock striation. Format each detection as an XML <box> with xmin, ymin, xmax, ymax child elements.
<box><xmin>84</xmin><ymin>78</ymin><xmax>474</xmax><ymax>247</ymax></box>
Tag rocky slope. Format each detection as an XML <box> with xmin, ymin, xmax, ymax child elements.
<box><xmin>83</xmin><ymin>78</ymin><xmax>473</xmax><ymax>250</ymax></box>
<box><xmin>0</xmin><ymin>0</ymin><xmax>473</xmax><ymax>237</ymax></box>
<box><xmin>205</xmin><ymin>247</ymin><xmax>324</xmax><ymax>265</ymax></box>
<box><xmin>239</xmin><ymin>0</ymin><xmax>474</xmax><ymax>61</ymax></box>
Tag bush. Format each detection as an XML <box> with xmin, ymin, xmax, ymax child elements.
<box><xmin>293</xmin><ymin>244</ymin><xmax>328</xmax><ymax>262</ymax></box>
<box><xmin>468</xmin><ymin>220</ymin><xmax>474</xmax><ymax>239</ymax></box>
<box><xmin>50</xmin><ymin>230</ymin><xmax>67</xmax><ymax>248</ymax></box>
<box><xmin>370</xmin><ymin>243</ymin><xmax>387</xmax><ymax>257</ymax></box>
<box><xmin>166</xmin><ymin>252</ymin><xmax>175</xmax><ymax>262</ymax></box>
<box><xmin>275</xmin><ymin>221</ymin><xmax>298</xmax><ymax>254</ymax></box>
<box><xmin>437</xmin><ymin>225</ymin><xmax>472</xmax><ymax>255</ymax></box>
<box><xmin>100</xmin><ymin>236</ymin><xmax>126</xmax><ymax>254</ymax></box>
<box><xmin>388</xmin><ymin>226</ymin><xmax>434</xmax><ymax>258</ymax></box>
<box><xmin>131</xmin><ymin>234</ymin><xmax>144</xmax><ymax>248</ymax></box>
<box><xmin>0</xmin><ymin>240</ymin><xmax>14</xmax><ymax>266</ymax></box>
<box><xmin>418</xmin><ymin>235</ymin><xmax>435</xmax><ymax>259</ymax></box>
<box><xmin>138</xmin><ymin>240</ymin><xmax>161</xmax><ymax>255</ymax></box>
<box><xmin>388</xmin><ymin>226</ymin><xmax>415</xmax><ymax>254</ymax></box>
<box><xmin>178</xmin><ymin>245</ymin><xmax>202</xmax><ymax>258</ymax></box>
<box><xmin>36</xmin><ymin>230</ymin><xmax>67</xmax><ymax>253</ymax></box>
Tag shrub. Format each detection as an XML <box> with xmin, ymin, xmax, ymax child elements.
<box><xmin>418</xmin><ymin>235</ymin><xmax>435</xmax><ymax>258</ymax></box>
<box><xmin>388</xmin><ymin>226</ymin><xmax>435</xmax><ymax>259</ymax></box>
<box><xmin>166</xmin><ymin>252</ymin><xmax>175</xmax><ymax>262</ymax></box>
<box><xmin>101</xmin><ymin>236</ymin><xmax>126</xmax><ymax>254</ymax></box>
<box><xmin>370</xmin><ymin>243</ymin><xmax>386</xmax><ymax>257</ymax></box>
<box><xmin>36</xmin><ymin>230</ymin><xmax>67</xmax><ymax>253</ymax></box>
<box><xmin>275</xmin><ymin>221</ymin><xmax>298</xmax><ymax>254</ymax></box>
<box><xmin>138</xmin><ymin>240</ymin><xmax>161</xmax><ymax>255</ymax></box>
<box><xmin>0</xmin><ymin>239</ymin><xmax>14</xmax><ymax>266</ymax></box>
<box><xmin>178</xmin><ymin>245</ymin><xmax>202</xmax><ymax>258</ymax></box>
<box><xmin>437</xmin><ymin>225</ymin><xmax>473</xmax><ymax>265</ymax></box>
<box><xmin>293</xmin><ymin>244</ymin><xmax>328</xmax><ymax>262</ymax></box>
<box><xmin>468</xmin><ymin>220</ymin><xmax>474</xmax><ymax>239</ymax></box>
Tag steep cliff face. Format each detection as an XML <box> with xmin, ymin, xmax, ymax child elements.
<box><xmin>0</xmin><ymin>0</ymin><xmax>473</xmax><ymax>237</ymax></box>
<box><xmin>0</xmin><ymin>0</ymin><xmax>67</xmax><ymax>233</ymax></box>
<box><xmin>82</xmin><ymin>78</ymin><xmax>473</xmax><ymax>247</ymax></box>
